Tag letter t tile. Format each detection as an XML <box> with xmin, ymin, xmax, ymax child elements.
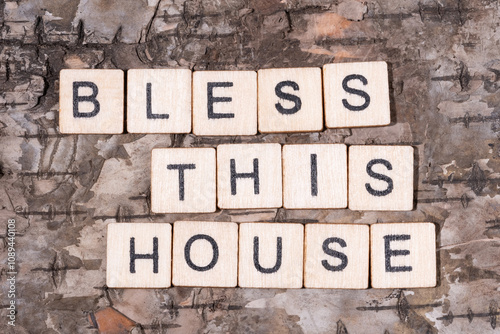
<box><xmin>151</xmin><ymin>148</ymin><xmax>216</xmax><ymax>213</ymax></box>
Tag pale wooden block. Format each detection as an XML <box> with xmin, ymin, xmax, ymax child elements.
<box><xmin>106</xmin><ymin>223</ymin><xmax>172</xmax><ymax>288</ymax></box>
<box><xmin>127</xmin><ymin>69</ymin><xmax>191</xmax><ymax>134</ymax></box>
<box><xmin>371</xmin><ymin>222</ymin><xmax>436</xmax><ymax>288</ymax></box>
<box><xmin>258</xmin><ymin>68</ymin><xmax>323</xmax><ymax>133</ymax></box>
<box><xmin>217</xmin><ymin>143</ymin><xmax>282</xmax><ymax>209</ymax></box>
<box><xmin>172</xmin><ymin>221</ymin><xmax>238</xmax><ymax>287</ymax></box>
<box><xmin>323</xmin><ymin>61</ymin><xmax>390</xmax><ymax>128</ymax></box>
<box><xmin>283</xmin><ymin>144</ymin><xmax>347</xmax><ymax>209</ymax></box>
<box><xmin>348</xmin><ymin>145</ymin><xmax>414</xmax><ymax>211</ymax></box>
<box><xmin>238</xmin><ymin>223</ymin><xmax>304</xmax><ymax>288</ymax></box>
<box><xmin>151</xmin><ymin>148</ymin><xmax>216</xmax><ymax>213</ymax></box>
<box><xmin>59</xmin><ymin>69</ymin><xmax>124</xmax><ymax>134</ymax></box>
<box><xmin>304</xmin><ymin>224</ymin><xmax>369</xmax><ymax>289</ymax></box>
<box><xmin>192</xmin><ymin>71</ymin><xmax>257</xmax><ymax>136</ymax></box>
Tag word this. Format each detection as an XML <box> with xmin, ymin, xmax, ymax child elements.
<box><xmin>151</xmin><ymin>144</ymin><xmax>414</xmax><ymax>212</ymax></box>
<box><xmin>59</xmin><ymin>62</ymin><xmax>390</xmax><ymax>134</ymax></box>
<box><xmin>106</xmin><ymin>221</ymin><xmax>436</xmax><ymax>289</ymax></box>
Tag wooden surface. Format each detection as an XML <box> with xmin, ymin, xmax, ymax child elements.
<box><xmin>323</xmin><ymin>61</ymin><xmax>390</xmax><ymax>128</ymax></box>
<box><xmin>151</xmin><ymin>147</ymin><xmax>216</xmax><ymax>213</ymax></box>
<box><xmin>192</xmin><ymin>70</ymin><xmax>258</xmax><ymax>136</ymax></box>
<box><xmin>59</xmin><ymin>69</ymin><xmax>124</xmax><ymax>134</ymax></box>
<box><xmin>304</xmin><ymin>223</ymin><xmax>369</xmax><ymax>289</ymax></box>
<box><xmin>370</xmin><ymin>222</ymin><xmax>437</xmax><ymax>289</ymax></box>
<box><xmin>238</xmin><ymin>222</ymin><xmax>304</xmax><ymax>289</ymax></box>
<box><xmin>172</xmin><ymin>221</ymin><xmax>238</xmax><ymax>287</ymax></box>
<box><xmin>258</xmin><ymin>67</ymin><xmax>323</xmax><ymax>132</ymax></box>
<box><xmin>127</xmin><ymin>69</ymin><xmax>192</xmax><ymax>134</ymax></box>
<box><xmin>1</xmin><ymin>0</ymin><xmax>500</xmax><ymax>333</ymax></box>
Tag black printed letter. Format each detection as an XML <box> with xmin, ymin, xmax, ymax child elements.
<box><xmin>384</xmin><ymin>234</ymin><xmax>412</xmax><ymax>272</ymax></box>
<box><xmin>342</xmin><ymin>74</ymin><xmax>370</xmax><ymax>111</ymax></box>
<box><xmin>310</xmin><ymin>153</ymin><xmax>318</xmax><ymax>196</ymax></box>
<box><xmin>146</xmin><ymin>82</ymin><xmax>169</xmax><ymax>119</ymax></box>
<box><xmin>365</xmin><ymin>159</ymin><xmax>394</xmax><ymax>196</ymax></box>
<box><xmin>253</xmin><ymin>236</ymin><xmax>282</xmax><ymax>273</ymax></box>
<box><xmin>275</xmin><ymin>81</ymin><xmax>302</xmax><ymax>115</ymax></box>
<box><xmin>184</xmin><ymin>234</ymin><xmax>219</xmax><ymax>272</ymax></box>
<box><xmin>167</xmin><ymin>164</ymin><xmax>196</xmax><ymax>201</ymax></box>
<box><xmin>129</xmin><ymin>237</ymin><xmax>158</xmax><ymax>273</ymax></box>
<box><xmin>73</xmin><ymin>81</ymin><xmax>100</xmax><ymax>118</ymax></box>
<box><xmin>207</xmin><ymin>82</ymin><xmax>234</xmax><ymax>119</ymax></box>
<box><xmin>230</xmin><ymin>158</ymin><xmax>259</xmax><ymax>195</ymax></box>
<box><xmin>321</xmin><ymin>237</ymin><xmax>348</xmax><ymax>272</ymax></box>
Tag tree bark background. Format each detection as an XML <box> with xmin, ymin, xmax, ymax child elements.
<box><xmin>1</xmin><ymin>0</ymin><xmax>500</xmax><ymax>333</ymax></box>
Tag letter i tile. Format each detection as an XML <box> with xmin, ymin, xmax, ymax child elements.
<box><xmin>106</xmin><ymin>223</ymin><xmax>172</xmax><ymax>288</ymax></box>
<box><xmin>238</xmin><ymin>223</ymin><xmax>304</xmax><ymax>288</ymax></box>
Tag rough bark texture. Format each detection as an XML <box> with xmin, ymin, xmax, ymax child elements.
<box><xmin>1</xmin><ymin>0</ymin><xmax>500</xmax><ymax>333</ymax></box>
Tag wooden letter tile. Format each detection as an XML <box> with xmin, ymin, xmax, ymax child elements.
<box><xmin>370</xmin><ymin>222</ymin><xmax>436</xmax><ymax>288</ymax></box>
<box><xmin>323</xmin><ymin>61</ymin><xmax>390</xmax><ymax>128</ymax></box>
<box><xmin>106</xmin><ymin>223</ymin><xmax>172</xmax><ymax>288</ymax></box>
<box><xmin>348</xmin><ymin>145</ymin><xmax>414</xmax><ymax>211</ymax></box>
<box><xmin>193</xmin><ymin>71</ymin><xmax>257</xmax><ymax>136</ymax></box>
<box><xmin>151</xmin><ymin>148</ymin><xmax>216</xmax><ymax>213</ymax></box>
<box><xmin>304</xmin><ymin>224</ymin><xmax>369</xmax><ymax>289</ymax></box>
<box><xmin>217</xmin><ymin>143</ymin><xmax>282</xmax><ymax>209</ymax></box>
<box><xmin>59</xmin><ymin>69</ymin><xmax>124</xmax><ymax>134</ymax></box>
<box><xmin>283</xmin><ymin>144</ymin><xmax>347</xmax><ymax>209</ymax></box>
<box><xmin>258</xmin><ymin>68</ymin><xmax>323</xmax><ymax>133</ymax></box>
<box><xmin>172</xmin><ymin>221</ymin><xmax>238</xmax><ymax>287</ymax></box>
<box><xmin>238</xmin><ymin>223</ymin><xmax>304</xmax><ymax>288</ymax></box>
<box><xmin>127</xmin><ymin>69</ymin><xmax>191</xmax><ymax>133</ymax></box>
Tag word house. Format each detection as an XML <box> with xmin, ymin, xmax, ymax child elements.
<box><xmin>106</xmin><ymin>221</ymin><xmax>437</xmax><ymax>289</ymax></box>
<box><xmin>151</xmin><ymin>144</ymin><xmax>414</xmax><ymax>213</ymax></box>
<box><xmin>58</xmin><ymin>61</ymin><xmax>390</xmax><ymax>134</ymax></box>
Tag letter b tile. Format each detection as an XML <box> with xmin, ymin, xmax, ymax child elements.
<box><xmin>151</xmin><ymin>148</ymin><xmax>216</xmax><ymax>213</ymax></box>
<box><xmin>59</xmin><ymin>69</ymin><xmax>124</xmax><ymax>134</ymax></box>
<box><xmin>107</xmin><ymin>223</ymin><xmax>172</xmax><ymax>288</ymax></box>
<box><xmin>371</xmin><ymin>223</ymin><xmax>436</xmax><ymax>288</ymax></box>
<box><xmin>238</xmin><ymin>223</ymin><xmax>304</xmax><ymax>288</ymax></box>
<box><xmin>172</xmin><ymin>221</ymin><xmax>238</xmax><ymax>287</ymax></box>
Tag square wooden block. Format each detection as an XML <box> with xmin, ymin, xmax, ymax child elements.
<box><xmin>239</xmin><ymin>223</ymin><xmax>304</xmax><ymax>288</ymax></box>
<box><xmin>371</xmin><ymin>222</ymin><xmax>436</xmax><ymax>288</ymax></box>
<box><xmin>217</xmin><ymin>143</ymin><xmax>282</xmax><ymax>209</ymax></box>
<box><xmin>258</xmin><ymin>68</ymin><xmax>323</xmax><ymax>133</ymax></box>
<box><xmin>283</xmin><ymin>144</ymin><xmax>347</xmax><ymax>209</ymax></box>
<box><xmin>172</xmin><ymin>221</ymin><xmax>238</xmax><ymax>287</ymax></box>
<box><xmin>106</xmin><ymin>223</ymin><xmax>172</xmax><ymax>288</ymax></box>
<box><xmin>151</xmin><ymin>148</ymin><xmax>216</xmax><ymax>213</ymax></box>
<box><xmin>193</xmin><ymin>71</ymin><xmax>257</xmax><ymax>136</ymax></box>
<box><xmin>59</xmin><ymin>69</ymin><xmax>124</xmax><ymax>134</ymax></box>
<box><xmin>348</xmin><ymin>145</ymin><xmax>414</xmax><ymax>211</ymax></box>
<box><xmin>304</xmin><ymin>224</ymin><xmax>369</xmax><ymax>289</ymax></box>
<box><xmin>323</xmin><ymin>61</ymin><xmax>390</xmax><ymax>128</ymax></box>
<box><xmin>127</xmin><ymin>69</ymin><xmax>191</xmax><ymax>133</ymax></box>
